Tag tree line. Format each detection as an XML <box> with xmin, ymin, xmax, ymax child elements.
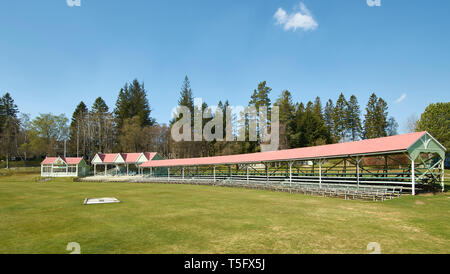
<box><xmin>0</xmin><ymin>77</ymin><xmax>448</xmax><ymax>166</ymax></box>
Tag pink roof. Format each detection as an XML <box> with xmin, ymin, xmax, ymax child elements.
<box><xmin>41</xmin><ymin>157</ymin><xmax>83</xmax><ymax>165</ymax></box>
<box><xmin>144</xmin><ymin>152</ymin><xmax>157</xmax><ymax>160</ymax></box>
<box><xmin>121</xmin><ymin>153</ymin><xmax>143</xmax><ymax>163</ymax></box>
<box><xmin>141</xmin><ymin>132</ymin><xmax>428</xmax><ymax>168</ymax></box>
<box><xmin>96</xmin><ymin>152</ymin><xmax>158</xmax><ymax>164</ymax></box>
<box><xmin>97</xmin><ymin>153</ymin><xmax>119</xmax><ymax>164</ymax></box>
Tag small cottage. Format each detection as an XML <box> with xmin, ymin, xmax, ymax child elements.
<box><xmin>41</xmin><ymin>156</ymin><xmax>90</xmax><ymax>177</ymax></box>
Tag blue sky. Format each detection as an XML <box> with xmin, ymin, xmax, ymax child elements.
<box><xmin>1</xmin><ymin>0</ymin><xmax>449</xmax><ymax>132</ymax></box>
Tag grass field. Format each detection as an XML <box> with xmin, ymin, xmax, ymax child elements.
<box><xmin>0</xmin><ymin>170</ymin><xmax>449</xmax><ymax>254</ymax></box>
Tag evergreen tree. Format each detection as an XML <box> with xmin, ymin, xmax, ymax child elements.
<box><xmin>178</xmin><ymin>75</ymin><xmax>194</xmax><ymax>115</ymax></box>
<box><xmin>289</xmin><ymin>103</ymin><xmax>304</xmax><ymax>148</ymax></box>
<box><xmin>312</xmin><ymin>96</ymin><xmax>323</xmax><ymax>119</ymax></box>
<box><xmin>375</xmin><ymin>97</ymin><xmax>388</xmax><ymax>137</ymax></box>
<box><xmin>170</xmin><ymin>76</ymin><xmax>197</xmax><ymax>158</ymax></box>
<box><xmin>247</xmin><ymin>81</ymin><xmax>272</xmax><ymax>152</ymax></box>
<box><xmin>363</xmin><ymin>93</ymin><xmax>389</xmax><ymax>138</ymax></box>
<box><xmin>68</xmin><ymin>101</ymin><xmax>88</xmax><ymax>157</ymax></box>
<box><xmin>92</xmin><ymin>97</ymin><xmax>109</xmax><ymax>114</ymax></box>
<box><xmin>91</xmin><ymin>97</ymin><xmax>114</xmax><ymax>154</ymax></box>
<box><xmin>333</xmin><ymin>93</ymin><xmax>348</xmax><ymax>142</ymax></box>
<box><xmin>128</xmin><ymin>79</ymin><xmax>154</xmax><ymax>127</ymax></box>
<box><xmin>114</xmin><ymin>79</ymin><xmax>154</xmax><ymax>132</ymax></box>
<box><xmin>323</xmin><ymin>99</ymin><xmax>336</xmax><ymax>141</ymax></box>
<box><xmin>274</xmin><ymin>90</ymin><xmax>295</xmax><ymax>148</ymax></box>
<box><xmin>0</xmin><ymin>93</ymin><xmax>19</xmax><ymax>168</ymax></box>
<box><xmin>347</xmin><ymin>95</ymin><xmax>362</xmax><ymax>141</ymax></box>
<box><xmin>363</xmin><ymin>93</ymin><xmax>378</xmax><ymax>139</ymax></box>
<box><xmin>114</xmin><ymin>85</ymin><xmax>129</xmax><ymax>131</ymax></box>
<box><xmin>0</xmin><ymin>93</ymin><xmax>19</xmax><ymax>133</ymax></box>
<box><xmin>292</xmin><ymin>101</ymin><xmax>331</xmax><ymax>147</ymax></box>
<box><xmin>249</xmin><ymin>81</ymin><xmax>272</xmax><ymax>114</ymax></box>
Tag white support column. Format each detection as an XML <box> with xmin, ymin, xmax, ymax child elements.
<box><xmin>150</xmin><ymin>167</ymin><xmax>153</xmax><ymax>177</ymax></box>
<box><xmin>356</xmin><ymin>157</ymin><xmax>360</xmax><ymax>188</ymax></box>
<box><xmin>66</xmin><ymin>164</ymin><xmax>68</xmax><ymax>176</ymax></box>
<box><xmin>411</xmin><ymin>158</ymin><xmax>415</xmax><ymax>196</ymax></box>
<box><xmin>182</xmin><ymin>167</ymin><xmax>185</xmax><ymax>180</ymax></box>
<box><xmin>168</xmin><ymin>167</ymin><xmax>170</xmax><ymax>181</ymax></box>
<box><xmin>246</xmin><ymin>164</ymin><xmax>249</xmax><ymax>183</ymax></box>
<box><xmin>289</xmin><ymin>161</ymin><xmax>292</xmax><ymax>186</ymax></box>
<box><xmin>441</xmin><ymin>158</ymin><xmax>445</xmax><ymax>192</ymax></box>
<box><xmin>105</xmin><ymin>165</ymin><xmax>107</xmax><ymax>176</ymax></box>
<box><xmin>94</xmin><ymin>164</ymin><xmax>96</xmax><ymax>176</ymax></box>
<box><xmin>266</xmin><ymin>163</ymin><xmax>269</xmax><ymax>182</ymax></box>
<box><xmin>126</xmin><ymin>164</ymin><xmax>129</xmax><ymax>176</ymax></box>
<box><xmin>75</xmin><ymin>165</ymin><xmax>78</xmax><ymax>176</ymax></box>
<box><xmin>319</xmin><ymin>160</ymin><xmax>322</xmax><ymax>189</ymax></box>
<box><xmin>51</xmin><ymin>164</ymin><xmax>54</xmax><ymax>177</ymax></box>
<box><xmin>213</xmin><ymin>165</ymin><xmax>216</xmax><ymax>182</ymax></box>
<box><xmin>41</xmin><ymin>165</ymin><xmax>43</xmax><ymax>176</ymax></box>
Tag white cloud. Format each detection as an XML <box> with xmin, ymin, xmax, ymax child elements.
<box><xmin>395</xmin><ymin>93</ymin><xmax>407</xmax><ymax>103</ymax></box>
<box><xmin>274</xmin><ymin>2</ymin><xmax>318</xmax><ymax>31</ymax></box>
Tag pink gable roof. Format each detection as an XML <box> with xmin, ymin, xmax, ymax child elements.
<box><xmin>95</xmin><ymin>152</ymin><xmax>158</xmax><ymax>164</ymax></box>
<box><xmin>144</xmin><ymin>152</ymin><xmax>157</xmax><ymax>160</ymax></box>
<box><xmin>41</xmin><ymin>157</ymin><xmax>83</xmax><ymax>165</ymax></box>
<box><xmin>97</xmin><ymin>153</ymin><xmax>119</xmax><ymax>164</ymax></box>
<box><xmin>121</xmin><ymin>153</ymin><xmax>142</xmax><ymax>163</ymax></box>
<box><xmin>41</xmin><ymin>157</ymin><xmax>59</xmax><ymax>165</ymax></box>
<box><xmin>64</xmin><ymin>157</ymin><xmax>83</xmax><ymax>165</ymax></box>
<box><xmin>140</xmin><ymin>132</ymin><xmax>427</xmax><ymax>168</ymax></box>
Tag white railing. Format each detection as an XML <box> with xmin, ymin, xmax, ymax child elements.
<box><xmin>41</xmin><ymin>172</ymin><xmax>78</xmax><ymax>177</ymax></box>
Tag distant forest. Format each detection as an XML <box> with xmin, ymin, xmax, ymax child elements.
<box><xmin>0</xmin><ymin>76</ymin><xmax>448</xmax><ymax>166</ymax></box>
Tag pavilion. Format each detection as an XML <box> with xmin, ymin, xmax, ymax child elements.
<box><xmin>140</xmin><ymin>132</ymin><xmax>446</xmax><ymax>195</ymax></box>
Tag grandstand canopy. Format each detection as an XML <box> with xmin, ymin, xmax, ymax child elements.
<box><xmin>141</xmin><ymin>131</ymin><xmax>446</xmax><ymax>168</ymax></box>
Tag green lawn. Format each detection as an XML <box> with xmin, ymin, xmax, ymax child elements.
<box><xmin>0</xmin><ymin>171</ymin><xmax>449</xmax><ymax>254</ymax></box>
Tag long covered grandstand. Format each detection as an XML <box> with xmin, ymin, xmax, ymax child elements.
<box><xmin>138</xmin><ymin>131</ymin><xmax>446</xmax><ymax>200</ymax></box>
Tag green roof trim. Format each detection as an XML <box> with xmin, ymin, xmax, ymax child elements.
<box><xmin>407</xmin><ymin>132</ymin><xmax>446</xmax><ymax>160</ymax></box>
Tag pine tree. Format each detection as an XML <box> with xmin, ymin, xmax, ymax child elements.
<box><xmin>363</xmin><ymin>93</ymin><xmax>389</xmax><ymax>138</ymax></box>
<box><xmin>114</xmin><ymin>79</ymin><xmax>154</xmax><ymax>132</ymax></box>
<box><xmin>312</xmin><ymin>96</ymin><xmax>323</xmax><ymax>119</ymax></box>
<box><xmin>247</xmin><ymin>81</ymin><xmax>272</xmax><ymax>152</ymax></box>
<box><xmin>0</xmin><ymin>93</ymin><xmax>19</xmax><ymax>133</ymax></box>
<box><xmin>375</xmin><ymin>97</ymin><xmax>388</xmax><ymax>137</ymax></box>
<box><xmin>347</xmin><ymin>95</ymin><xmax>362</xmax><ymax>141</ymax></box>
<box><xmin>128</xmin><ymin>79</ymin><xmax>154</xmax><ymax>127</ymax></box>
<box><xmin>249</xmin><ymin>81</ymin><xmax>271</xmax><ymax>113</ymax></box>
<box><xmin>333</xmin><ymin>93</ymin><xmax>348</xmax><ymax>142</ymax></box>
<box><xmin>69</xmin><ymin>101</ymin><xmax>88</xmax><ymax>157</ymax></box>
<box><xmin>0</xmin><ymin>93</ymin><xmax>19</xmax><ymax>168</ymax></box>
<box><xmin>324</xmin><ymin>99</ymin><xmax>336</xmax><ymax>141</ymax></box>
<box><xmin>91</xmin><ymin>97</ymin><xmax>114</xmax><ymax>154</ymax></box>
<box><xmin>170</xmin><ymin>76</ymin><xmax>196</xmax><ymax>158</ymax></box>
<box><xmin>274</xmin><ymin>90</ymin><xmax>295</xmax><ymax>148</ymax></box>
<box><xmin>92</xmin><ymin>97</ymin><xmax>109</xmax><ymax>114</ymax></box>
<box><xmin>114</xmin><ymin>85</ymin><xmax>130</xmax><ymax>131</ymax></box>
<box><xmin>178</xmin><ymin>76</ymin><xmax>194</xmax><ymax>115</ymax></box>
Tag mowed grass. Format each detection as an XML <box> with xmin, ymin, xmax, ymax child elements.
<box><xmin>0</xmin><ymin>171</ymin><xmax>449</xmax><ymax>254</ymax></box>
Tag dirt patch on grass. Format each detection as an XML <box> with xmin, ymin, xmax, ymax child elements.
<box><xmin>415</xmin><ymin>201</ymin><xmax>425</xmax><ymax>205</ymax></box>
